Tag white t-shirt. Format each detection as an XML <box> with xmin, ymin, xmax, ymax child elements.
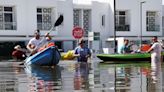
<box><xmin>150</xmin><ymin>42</ymin><xmax>162</xmax><ymax>67</ymax></box>
<box><xmin>27</xmin><ymin>38</ymin><xmax>42</xmax><ymax>50</ymax></box>
<box><xmin>150</xmin><ymin>42</ymin><xmax>162</xmax><ymax>57</ymax></box>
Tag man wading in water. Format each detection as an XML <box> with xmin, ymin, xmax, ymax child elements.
<box><xmin>74</xmin><ymin>39</ymin><xmax>91</xmax><ymax>62</ymax></box>
<box><xmin>146</xmin><ymin>36</ymin><xmax>163</xmax><ymax>83</ymax></box>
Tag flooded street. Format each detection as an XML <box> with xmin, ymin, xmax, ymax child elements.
<box><xmin>0</xmin><ymin>59</ymin><xmax>164</xmax><ymax>92</ymax></box>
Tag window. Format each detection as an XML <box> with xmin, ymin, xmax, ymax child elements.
<box><xmin>73</xmin><ymin>9</ymin><xmax>91</xmax><ymax>36</ymax></box>
<box><xmin>37</xmin><ymin>8</ymin><xmax>52</xmax><ymax>30</ymax></box>
<box><xmin>146</xmin><ymin>11</ymin><xmax>159</xmax><ymax>31</ymax></box>
<box><xmin>73</xmin><ymin>9</ymin><xmax>81</xmax><ymax>27</ymax></box>
<box><xmin>116</xmin><ymin>11</ymin><xmax>130</xmax><ymax>31</ymax></box>
<box><xmin>162</xmin><ymin>16</ymin><xmax>164</xmax><ymax>31</ymax></box>
<box><xmin>0</xmin><ymin>6</ymin><xmax>16</xmax><ymax>30</ymax></box>
<box><xmin>102</xmin><ymin>15</ymin><xmax>105</xmax><ymax>26</ymax></box>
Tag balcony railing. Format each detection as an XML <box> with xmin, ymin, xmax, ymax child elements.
<box><xmin>0</xmin><ymin>22</ymin><xmax>16</xmax><ymax>30</ymax></box>
<box><xmin>116</xmin><ymin>25</ymin><xmax>130</xmax><ymax>31</ymax></box>
<box><xmin>146</xmin><ymin>25</ymin><xmax>160</xmax><ymax>31</ymax></box>
<box><xmin>37</xmin><ymin>23</ymin><xmax>52</xmax><ymax>30</ymax></box>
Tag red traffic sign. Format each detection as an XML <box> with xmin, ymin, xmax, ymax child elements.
<box><xmin>72</xmin><ymin>26</ymin><xmax>84</xmax><ymax>39</ymax></box>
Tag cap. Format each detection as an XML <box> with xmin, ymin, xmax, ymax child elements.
<box><xmin>14</xmin><ymin>45</ymin><xmax>21</xmax><ymax>50</ymax></box>
<box><xmin>78</xmin><ymin>39</ymin><xmax>85</xmax><ymax>44</ymax></box>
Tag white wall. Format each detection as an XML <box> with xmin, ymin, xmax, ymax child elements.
<box><xmin>91</xmin><ymin>1</ymin><xmax>111</xmax><ymax>50</ymax></box>
<box><xmin>73</xmin><ymin>0</ymin><xmax>92</xmax><ymax>5</ymax></box>
<box><xmin>116</xmin><ymin>0</ymin><xmax>162</xmax><ymax>37</ymax></box>
<box><xmin>57</xmin><ymin>0</ymin><xmax>73</xmax><ymax>38</ymax></box>
<box><xmin>57</xmin><ymin>0</ymin><xmax>75</xmax><ymax>51</ymax></box>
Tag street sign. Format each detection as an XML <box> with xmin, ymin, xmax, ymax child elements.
<box><xmin>72</xmin><ymin>26</ymin><xmax>84</xmax><ymax>39</ymax></box>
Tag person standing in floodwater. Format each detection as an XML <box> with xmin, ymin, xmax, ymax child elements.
<box><xmin>74</xmin><ymin>62</ymin><xmax>89</xmax><ymax>90</ymax></box>
<box><xmin>146</xmin><ymin>36</ymin><xmax>162</xmax><ymax>67</ymax></box>
<box><xmin>74</xmin><ymin>39</ymin><xmax>91</xmax><ymax>62</ymax></box>
<box><xmin>146</xmin><ymin>36</ymin><xmax>163</xmax><ymax>83</ymax></box>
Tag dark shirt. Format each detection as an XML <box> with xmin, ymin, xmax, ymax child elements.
<box><xmin>12</xmin><ymin>50</ymin><xmax>26</xmax><ymax>60</ymax></box>
<box><xmin>74</xmin><ymin>46</ymin><xmax>91</xmax><ymax>62</ymax></box>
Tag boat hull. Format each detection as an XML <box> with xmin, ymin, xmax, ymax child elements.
<box><xmin>25</xmin><ymin>46</ymin><xmax>61</xmax><ymax>66</ymax></box>
<box><xmin>97</xmin><ymin>52</ymin><xmax>164</xmax><ymax>62</ymax></box>
<box><xmin>25</xmin><ymin>65</ymin><xmax>61</xmax><ymax>81</ymax></box>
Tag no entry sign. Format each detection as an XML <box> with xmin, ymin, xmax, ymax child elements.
<box><xmin>72</xmin><ymin>26</ymin><xmax>84</xmax><ymax>39</ymax></box>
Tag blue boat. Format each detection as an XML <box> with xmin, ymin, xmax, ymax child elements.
<box><xmin>25</xmin><ymin>46</ymin><xmax>61</xmax><ymax>66</ymax></box>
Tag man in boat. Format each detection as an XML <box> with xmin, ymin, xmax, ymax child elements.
<box><xmin>26</xmin><ymin>29</ymin><xmax>51</xmax><ymax>55</ymax></box>
<box><xmin>118</xmin><ymin>39</ymin><xmax>132</xmax><ymax>54</ymax></box>
<box><xmin>37</xmin><ymin>34</ymin><xmax>55</xmax><ymax>52</ymax></box>
<box><xmin>74</xmin><ymin>39</ymin><xmax>91</xmax><ymax>62</ymax></box>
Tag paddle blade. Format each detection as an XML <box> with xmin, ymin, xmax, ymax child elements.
<box><xmin>54</xmin><ymin>15</ymin><xmax>64</xmax><ymax>27</ymax></box>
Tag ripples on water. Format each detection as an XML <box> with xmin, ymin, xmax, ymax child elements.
<box><xmin>0</xmin><ymin>60</ymin><xmax>163</xmax><ymax>92</ymax></box>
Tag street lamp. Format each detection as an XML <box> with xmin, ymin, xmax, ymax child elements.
<box><xmin>140</xmin><ymin>1</ymin><xmax>146</xmax><ymax>47</ymax></box>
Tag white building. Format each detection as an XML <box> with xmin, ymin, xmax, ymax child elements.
<box><xmin>0</xmin><ymin>0</ymin><xmax>162</xmax><ymax>52</ymax></box>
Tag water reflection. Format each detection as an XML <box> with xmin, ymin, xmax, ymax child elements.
<box><xmin>150</xmin><ymin>59</ymin><xmax>161</xmax><ymax>83</ymax></box>
<box><xmin>148</xmin><ymin>59</ymin><xmax>162</xmax><ymax>92</ymax></box>
<box><xmin>73</xmin><ymin>62</ymin><xmax>89</xmax><ymax>90</ymax></box>
<box><xmin>0</xmin><ymin>61</ymin><xmax>163</xmax><ymax>92</ymax></box>
<box><xmin>99</xmin><ymin>63</ymin><xmax>163</xmax><ymax>92</ymax></box>
<box><xmin>115</xmin><ymin>67</ymin><xmax>131</xmax><ymax>91</ymax></box>
<box><xmin>0</xmin><ymin>62</ymin><xmax>24</xmax><ymax>92</ymax></box>
<box><xmin>25</xmin><ymin>65</ymin><xmax>62</xmax><ymax>91</ymax></box>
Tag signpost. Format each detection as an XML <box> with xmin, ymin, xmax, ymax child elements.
<box><xmin>72</xmin><ymin>26</ymin><xmax>84</xmax><ymax>39</ymax></box>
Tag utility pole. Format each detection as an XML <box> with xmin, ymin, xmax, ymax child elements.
<box><xmin>114</xmin><ymin>0</ymin><xmax>117</xmax><ymax>53</ymax></box>
<box><xmin>140</xmin><ymin>1</ymin><xmax>146</xmax><ymax>47</ymax></box>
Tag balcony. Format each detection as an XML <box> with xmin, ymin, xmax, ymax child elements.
<box><xmin>146</xmin><ymin>25</ymin><xmax>160</xmax><ymax>31</ymax></box>
<box><xmin>0</xmin><ymin>22</ymin><xmax>16</xmax><ymax>30</ymax></box>
<box><xmin>37</xmin><ymin>23</ymin><xmax>52</xmax><ymax>30</ymax></box>
<box><xmin>116</xmin><ymin>25</ymin><xmax>130</xmax><ymax>31</ymax></box>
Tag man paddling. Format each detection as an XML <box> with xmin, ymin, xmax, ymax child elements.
<box><xmin>26</xmin><ymin>29</ymin><xmax>51</xmax><ymax>55</ymax></box>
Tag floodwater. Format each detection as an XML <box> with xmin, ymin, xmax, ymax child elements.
<box><xmin>0</xmin><ymin>59</ymin><xmax>164</xmax><ymax>92</ymax></box>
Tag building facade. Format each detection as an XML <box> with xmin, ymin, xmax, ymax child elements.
<box><xmin>0</xmin><ymin>0</ymin><xmax>162</xmax><ymax>53</ymax></box>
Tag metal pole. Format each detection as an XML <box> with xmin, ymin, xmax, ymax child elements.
<box><xmin>140</xmin><ymin>1</ymin><xmax>146</xmax><ymax>47</ymax></box>
<box><xmin>114</xmin><ymin>0</ymin><xmax>117</xmax><ymax>53</ymax></box>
